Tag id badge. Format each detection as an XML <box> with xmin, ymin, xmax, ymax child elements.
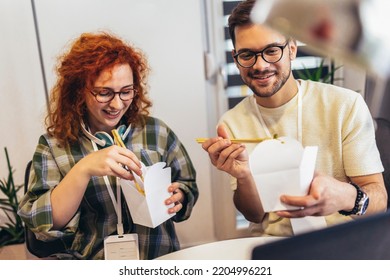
<box><xmin>104</xmin><ymin>233</ymin><xmax>139</xmax><ymax>260</ymax></box>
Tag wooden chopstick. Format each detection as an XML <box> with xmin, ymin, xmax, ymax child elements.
<box><xmin>195</xmin><ymin>138</ymin><xmax>271</xmax><ymax>144</ymax></box>
<box><xmin>112</xmin><ymin>129</ymin><xmax>145</xmax><ymax>195</ymax></box>
<box><xmin>112</xmin><ymin>129</ymin><xmax>126</xmax><ymax>148</ymax></box>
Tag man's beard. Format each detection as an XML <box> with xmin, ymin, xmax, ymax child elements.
<box><xmin>247</xmin><ymin>67</ymin><xmax>291</xmax><ymax>98</ymax></box>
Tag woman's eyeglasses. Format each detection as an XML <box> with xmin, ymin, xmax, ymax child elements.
<box><xmin>89</xmin><ymin>87</ymin><xmax>137</xmax><ymax>103</ymax></box>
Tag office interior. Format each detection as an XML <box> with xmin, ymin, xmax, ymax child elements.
<box><xmin>0</xmin><ymin>0</ymin><xmax>389</xmax><ymax>260</ymax></box>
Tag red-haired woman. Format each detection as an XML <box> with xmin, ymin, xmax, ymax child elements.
<box><xmin>18</xmin><ymin>32</ymin><xmax>198</xmax><ymax>260</ymax></box>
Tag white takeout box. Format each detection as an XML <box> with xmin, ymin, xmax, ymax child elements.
<box><xmin>120</xmin><ymin>162</ymin><xmax>175</xmax><ymax>228</ymax></box>
<box><xmin>249</xmin><ymin>136</ymin><xmax>318</xmax><ymax>212</ymax></box>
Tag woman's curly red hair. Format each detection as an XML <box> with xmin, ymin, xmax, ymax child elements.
<box><xmin>46</xmin><ymin>31</ymin><xmax>152</xmax><ymax>146</ymax></box>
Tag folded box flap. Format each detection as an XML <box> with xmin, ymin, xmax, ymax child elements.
<box><xmin>249</xmin><ymin>137</ymin><xmax>304</xmax><ymax>174</ymax></box>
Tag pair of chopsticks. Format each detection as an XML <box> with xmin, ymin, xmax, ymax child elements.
<box><xmin>196</xmin><ymin>134</ymin><xmax>280</xmax><ymax>144</ymax></box>
<box><xmin>195</xmin><ymin>138</ymin><xmax>270</xmax><ymax>144</ymax></box>
<box><xmin>112</xmin><ymin>129</ymin><xmax>145</xmax><ymax>195</ymax></box>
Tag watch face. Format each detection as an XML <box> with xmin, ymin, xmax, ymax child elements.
<box><xmin>358</xmin><ymin>195</ymin><xmax>369</xmax><ymax>215</ymax></box>
<box><xmin>362</xmin><ymin>197</ymin><xmax>369</xmax><ymax>213</ymax></box>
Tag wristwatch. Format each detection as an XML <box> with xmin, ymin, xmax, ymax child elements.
<box><xmin>338</xmin><ymin>182</ymin><xmax>369</xmax><ymax>216</ymax></box>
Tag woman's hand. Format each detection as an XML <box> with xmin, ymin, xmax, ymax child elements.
<box><xmin>79</xmin><ymin>145</ymin><xmax>142</xmax><ymax>180</ymax></box>
<box><xmin>165</xmin><ymin>182</ymin><xmax>184</xmax><ymax>214</ymax></box>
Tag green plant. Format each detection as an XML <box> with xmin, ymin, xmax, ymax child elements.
<box><xmin>296</xmin><ymin>58</ymin><xmax>343</xmax><ymax>84</ymax></box>
<box><xmin>0</xmin><ymin>147</ymin><xmax>24</xmax><ymax>247</ymax></box>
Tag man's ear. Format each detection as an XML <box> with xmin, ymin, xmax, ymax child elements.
<box><xmin>231</xmin><ymin>49</ymin><xmax>239</xmax><ymax>67</ymax></box>
<box><xmin>288</xmin><ymin>40</ymin><xmax>298</xmax><ymax>60</ymax></box>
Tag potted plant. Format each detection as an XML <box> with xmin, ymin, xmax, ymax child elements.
<box><xmin>295</xmin><ymin>58</ymin><xmax>343</xmax><ymax>84</ymax></box>
<box><xmin>0</xmin><ymin>147</ymin><xmax>25</xmax><ymax>248</ymax></box>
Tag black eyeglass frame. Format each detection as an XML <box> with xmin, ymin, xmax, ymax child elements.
<box><xmin>89</xmin><ymin>87</ymin><xmax>138</xmax><ymax>103</ymax></box>
<box><xmin>233</xmin><ymin>41</ymin><xmax>289</xmax><ymax>68</ymax></box>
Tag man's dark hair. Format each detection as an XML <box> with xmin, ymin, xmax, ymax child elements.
<box><xmin>228</xmin><ymin>0</ymin><xmax>256</xmax><ymax>47</ymax></box>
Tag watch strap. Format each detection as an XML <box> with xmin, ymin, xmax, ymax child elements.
<box><xmin>338</xmin><ymin>182</ymin><xmax>364</xmax><ymax>216</ymax></box>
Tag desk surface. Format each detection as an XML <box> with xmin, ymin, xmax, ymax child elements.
<box><xmin>156</xmin><ymin>237</ymin><xmax>283</xmax><ymax>260</ymax></box>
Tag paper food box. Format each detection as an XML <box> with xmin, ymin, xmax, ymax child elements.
<box><xmin>120</xmin><ymin>162</ymin><xmax>175</xmax><ymax>228</ymax></box>
<box><xmin>249</xmin><ymin>136</ymin><xmax>318</xmax><ymax>212</ymax></box>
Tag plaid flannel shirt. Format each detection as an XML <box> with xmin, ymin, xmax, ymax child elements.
<box><xmin>18</xmin><ymin>116</ymin><xmax>198</xmax><ymax>259</ymax></box>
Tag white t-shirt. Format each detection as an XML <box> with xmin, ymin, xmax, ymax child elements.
<box><xmin>219</xmin><ymin>79</ymin><xmax>384</xmax><ymax>236</ymax></box>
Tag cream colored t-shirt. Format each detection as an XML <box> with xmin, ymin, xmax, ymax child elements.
<box><xmin>219</xmin><ymin>79</ymin><xmax>384</xmax><ymax>236</ymax></box>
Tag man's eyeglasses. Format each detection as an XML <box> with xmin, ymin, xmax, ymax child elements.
<box><xmin>89</xmin><ymin>87</ymin><xmax>137</xmax><ymax>103</ymax></box>
<box><xmin>233</xmin><ymin>41</ymin><xmax>289</xmax><ymax>68</ymax></box>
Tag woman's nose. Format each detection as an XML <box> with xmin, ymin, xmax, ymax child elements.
<box><xmin>108</xmin><ymin>94</ymin><xmax>123</xmax><ymax>108</ymax></box>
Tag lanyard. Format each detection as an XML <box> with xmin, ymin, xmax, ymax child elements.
<box><xmin>253</xmin><ymin>81</ymin><xmax>302</xmax><ymax>143</ymax></box>
<box><xmin>91</xmin><ymin>137</ymin><xmax>124</xmax><ymax>235</ymax></box>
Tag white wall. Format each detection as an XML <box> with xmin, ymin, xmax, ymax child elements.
<box><xmin>0</xmin><ymin>0</ymin><xmax>219</xmax><ymax>248</ymax></box>
<box><xmin>0</xmin><ymin>0</ymin><xmax>47</xmax><ymax>183</ymax></box>
<box><xmin>0</xmin><ymin>0</ymin><xmax>47</xmax><ymax>227</ymax></box>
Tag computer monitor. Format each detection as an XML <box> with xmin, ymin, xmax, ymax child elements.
<box><xmin>252</xmin><ymin>211</ymin><xmax>390</xmax><ymax>260</ymax></box>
